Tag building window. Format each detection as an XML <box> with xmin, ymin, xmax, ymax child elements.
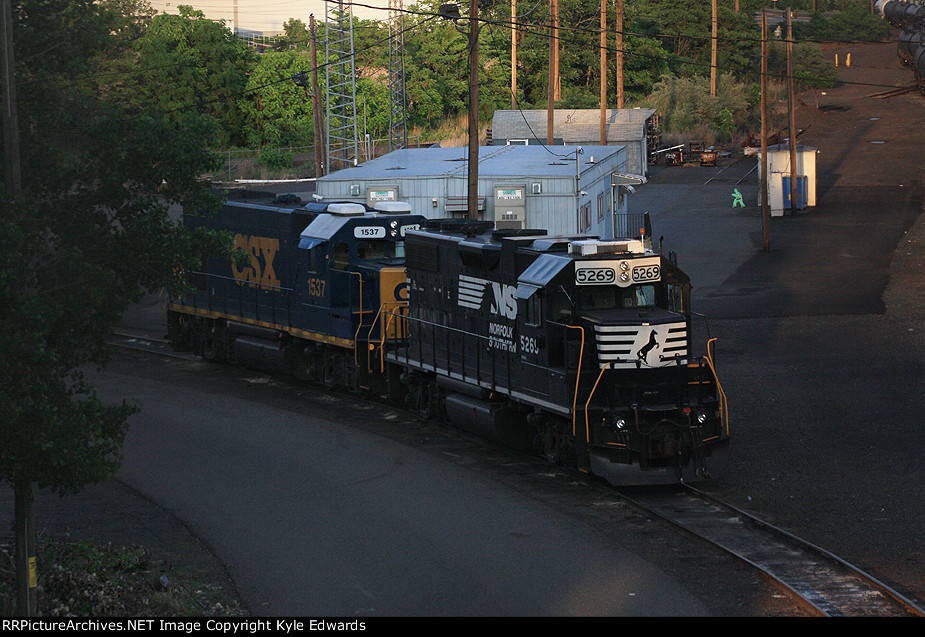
<box><xmin>580</xmin><ymin>203</ymin><xmax>592</xmax><ymax>233</ymax></box>
<box><xmin>597</xmin><ymin>191</ymin><xmax>607</xmax><ymax>221</ymax></box>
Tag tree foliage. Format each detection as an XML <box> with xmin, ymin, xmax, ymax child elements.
<box><xmin>116</xmin><ymin>5</ymin><xmax>256</xmax><ymax>147</ymax></box>
<box><xmin>59</xmin><ymin>0</ymin><xmax>883</xmax><ymax>149</ymax></box>
<box><xmin>241</xmin><ymin>50</ymin><xmax>316</xmax><ymax>148</ymax></box>
<box><xmin>1</xmin><ymin>0</ymin><xmax>224</xmax><ymax>501</ymax></box>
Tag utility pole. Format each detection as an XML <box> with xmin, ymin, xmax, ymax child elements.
<box><xmin>547</xmin><ymin>0</ymin><xmax>556</xmax><ymax>144</ymax></box>
<box><xmin>710</xmin><ymin>0</ymin><xmax>718</xmax><ymax>97</ymax></box>
<box><xmin>616</xmin><ymin>0</ymin><xmax>624</xmax><ymax>108</ymax></box>
<box><xmin>552</xmin><ymin>0</ymin><xmax>559</xmax><ymax>101</ymax></box>
<box><xmin>511</xmin><ymin>0</ymin><xmax>517</xmax><ymax>108</ymax></box>
<box><xmin>761</xmin><ymin>10</ymin><xmax>770</xmax><ymax>251</ymax></box>
<box><xmin>599</xmin><ymin>0</ymin><xmax>606</xmax><ymax>145</ymax></box>
<box><xmin>2</xmin><ymin>0</ymin><xmax>21</xmax><ymax>196</ymax></box>
<box><xmin>787</xmin><ymin>7</ymin><xmax>798</xmax><ymax>214</ymax></box>
<box><xmin>467</xmin><ymin>0</ymin><xmax>480</xmax><ymax>220</ymax></box>
<box><xmin>4</xmin><ymin>0</ymin><xmax>34</xmax><ymax>617</ymax></box>
<box><xmin>308</xmin><ymin>15</ymin><xmax>325</xmax><ymax>177</ymax></box>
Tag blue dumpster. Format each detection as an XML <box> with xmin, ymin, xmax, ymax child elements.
<box><xmin>782</xmin><ymin>175</ymin><xmax>808</xmax><ymax>210</ymax></box>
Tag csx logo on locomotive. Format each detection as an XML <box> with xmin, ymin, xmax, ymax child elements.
<box><xmin>232</xmin><ymin>234</ymin><xmax>281</xmax><ymax>288</ymax></box>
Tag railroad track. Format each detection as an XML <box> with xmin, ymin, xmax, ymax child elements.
<box><xmin>702</xmin><ymin>153</ymin><xmax>757</xmax><ymax>186</ymax></box>
<box><xmin>619</xmin><ymin>485</ymin><xmax>925</xmax><ymax>617</ymax></box>
<box><xmin>109</xmin><ymin>328</ymin><xmax>195</xmax><ymax>360</ymax></box>
<box><xmin>109</xmin><ymin>330</ymin><xmax>924</xmax><ymax>616</ymax></box>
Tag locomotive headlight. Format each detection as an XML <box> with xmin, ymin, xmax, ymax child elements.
<box><xmin>619</xmin><ymin>261</ymin><xmax>630</xmax><ymax>271</ymax></box>
<box><xmin>696</xmin><ymin>411</ymin><xmax>707</xmax><ymax>424</ymax></box>
<box><xmin>619</xmin><ymin>272</ymin><xmax>630</xmax><ymax>283</ymax></box>
<box><xmin>614</xmin><ymin>418</ymin><xmax>626</xmax><ymax>430</ymax></box>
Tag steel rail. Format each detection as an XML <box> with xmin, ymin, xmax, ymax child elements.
<box><xmin>619</xmin><ymin>484</ymin><xmax>925</xmax><ymax>617</ymax></box>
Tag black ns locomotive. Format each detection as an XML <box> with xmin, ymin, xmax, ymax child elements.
<box><xmin>387</xmin><ymin>219</ymin><xmax>729</xmax><ymax>485</ymax></box>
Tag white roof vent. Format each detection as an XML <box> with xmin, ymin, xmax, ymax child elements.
<box><xmin>374</xmin><ymin>201</ymin><xmax>412</xmax><ymax>215</ymax></box>
<box><xmin>326</xmin><ymin>203</ymin><xmax>367</xmax><ymax>216</ymax></box>
<box><xmin>568</xmin><ymin>239</ymin><xmax>645</xmax><ymax>255</ymax></box>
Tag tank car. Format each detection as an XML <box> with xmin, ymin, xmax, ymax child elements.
<box><xmin>386</xmin><ymin>219</ymin><xmax>729</xmax><ymax>485</ymax></box>
<box><xmin>167</xmin><ymin>198</ymin><xmax>426</xmax><ymax>392</ymax></box>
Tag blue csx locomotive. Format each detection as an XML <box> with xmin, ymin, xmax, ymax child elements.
<box><xmin>167</xmin><ymin>198</ymin><xmax>729</xmax><ymax>485</ymax></box>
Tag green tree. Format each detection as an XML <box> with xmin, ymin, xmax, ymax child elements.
<box><xmin>241</xmin><ymin>50</ymin><xmax>316</xmax><ymax>148</ymax></box>
<box><xmin>117</xmin><ymin>5</ymin><xmax>256</xmax><ymax>147</ymax></box>
<box><xmin>403</xmin><ymin>11</ymin><xmax>470</xmax><ymax>124</ymax></box>
<box><xmin>277</xmin><ymin>17</ymin><xmax>311</xmax><ymax>51</ymax></box>
<box><xmin>2</xmin><ymin>0</ymin><xmax>224</xmax><ymax>615</ymax></box>
<box><xmin>642</xmin><ymin>72</ymin><xmax>750</xmax><ymax>134</ymax></box>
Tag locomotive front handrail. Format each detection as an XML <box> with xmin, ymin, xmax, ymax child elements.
<box><xmin>704</xmin><ymin>337</ymin><xmax>729</xmax><ymax>436</ymax></box>
<box><xmin>564</xmin><ymin>324</ymin><xmax>585</xmax><ymax>436</ymax></box>
<box><xmin>374</xmin><ymin>304</ymin><xmax>410</xmax><ymax>373</ymax></box>
<box><xmin>584</xmin><ymin>361</ymin><xmax>614</xmax><ymax>446</ymax></box>
<box><xmin>351</xmin><ymin>271</ymin><xmax>365</xmax><ymax>367</ymax></box>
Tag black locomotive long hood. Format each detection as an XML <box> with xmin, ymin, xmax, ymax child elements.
<box><xmin>580</xmin><ymin>308</ymin><xmax>688</xmax><ymax>369</ymax></box>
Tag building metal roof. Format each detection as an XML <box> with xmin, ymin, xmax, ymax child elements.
<box><xmin>317</xmin><ymin>145</ymin><xmax>626</xmax><ymax>182</ymax></box>
<box><xmin>491</xmin><ymin>108</ymin><xmax>657</xmax><ymax>143</ymax></box>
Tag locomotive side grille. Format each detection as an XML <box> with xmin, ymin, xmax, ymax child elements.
<box><xmin>593</xmin><ymin>322</ymin><xmax>687</xmax><ymax>369</ymax></box>
<box><xmin>406</xmin><ymin>242</ymin><xmax>441</xmax><ymax>272</ymax></box>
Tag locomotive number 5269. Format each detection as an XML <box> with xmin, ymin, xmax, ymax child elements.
<box><xmin>632</xmin><ymin>264</ymin><xmax>660</xmax><ymax>283</ymax></box>
<box><xmin>575</xmin><ymin>267</ymin><xmax>616</xmax><ymax>284</ymax></box>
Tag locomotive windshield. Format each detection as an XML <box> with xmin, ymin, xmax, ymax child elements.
<box><xmin>579</xmin><ymin>285</ymin><xmax>656</xmax><ymax>310</ymax></box>
<box><xmin>576</xmin><ymin>282</ymin><xmax>687</xmax><ymax>314</ymax></box>
<box><xmin>356</xmin><ymin>239</ymin><xmax>406</xmax><ymax>260</ymax></box>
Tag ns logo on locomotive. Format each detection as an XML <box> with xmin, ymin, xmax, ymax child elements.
<box><xmin>167</xmin><ymin>199</ymin><xmax>729</xmax><ymax>485</ymax></box>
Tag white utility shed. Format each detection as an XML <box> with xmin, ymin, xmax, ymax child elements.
<box><xmin>761</xmin><ymin>143</ymin><xmax>818</xmax><ymax>216</ymax></box>
<box><xmin>313</xmin><ymin>145</ymin><xmax>643</xmax><ymax>239</ymax></box>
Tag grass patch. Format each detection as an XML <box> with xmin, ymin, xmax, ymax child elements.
<box><xmin>0</xmin><ymin>537</ymin><xmax>246</xmax><ymax>617</ymax></box>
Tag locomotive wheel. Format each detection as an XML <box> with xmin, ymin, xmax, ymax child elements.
<box><xmin>201</xmin><ymin>320</ymin><xmax>225</xmax><ymax>362</ymax></box>
<box><xmin>542</xmin><ymin>421</ymin><xmax>563</xmax><ymax>465</ymax></box>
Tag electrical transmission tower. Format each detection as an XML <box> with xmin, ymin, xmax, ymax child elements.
<box><xmin>325</xmin><ymin>0</ymin><xmax>359</xmax><ymax>171</ymax></box>
<box><xmin>388</xmin><ymin>0</ymin><xmax>408</xmax><ymax>151</ymax></box>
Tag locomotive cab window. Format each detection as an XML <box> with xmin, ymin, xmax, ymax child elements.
<box><xmin>357</xmin><ymin>241</ymin><xmax>387</xmax><ymax>260</ymax></box>
<box><xmin>547</xmin><ymin>288</ymin><xmax>575</xmax><ymax>323</ymax></box>
<box><xmin>331</xmin><ymin>243</ymin><xmax>349</xmax><ymax>270</ymax></box>
<box><xmin>622</xmin><ymin>285</ymin><xmax>656</xmax><ymax>309</ymax></box>
<box><xmin>668</xmin><ymin>283</ymin><xmax>687</xmax><ymax>313</ymax></box>
<box><xmin>525</xmin><ymin>294</ymin><xmax>543</xmax><ymax>326</ymax></box>
<box><xmin>578</xmin><ymin>285</ymin><xmax>657</xmax><ymax>311</ymax></box>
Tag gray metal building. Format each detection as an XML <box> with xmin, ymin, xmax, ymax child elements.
<box><xmin>490</xmin><ymin>108</ymin><xmax>660</xmax><ymax>178</ymax></box>
<box><xmin>313</xmin><ymin>145</ymin><xmax>642</xmax><ymax>239</ymax></box>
